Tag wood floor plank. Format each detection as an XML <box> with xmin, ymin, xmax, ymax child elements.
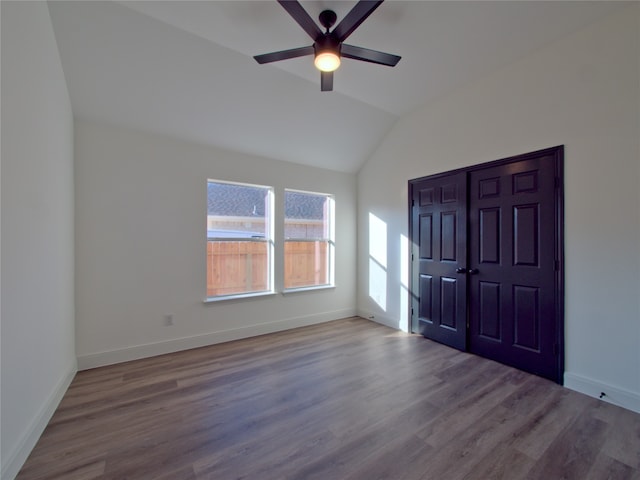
<box><xmin>524</xmin><ymin>413</ymin><xmax>609</xmax><ymax>479</ymax></box>
<box><xmin>416</xmin><ymin>371</ymin><xmax>521</xmax><ymax>446</ymax></box>
<box><xmin>16</xmin><ymin>317</ymin><xmax>640</xmax><ymax>480</ymax></box>
<box><xmin>462</xmin><ymin>447</ymin><xmax>535</xmax><ymax>480</ymax></box>
<box><xmin>510</xmin><ymin>386</ymin><xmax>595</xmax><ymax>460</ymax></box>
<box><xmin>419</xmin><ymin>405</ymin><xmax>531</xmax><ymax>480</ymax></box>
<box><xmin>585</xmin><ymin>453</ymin><xmax>640</xmax><ymax>480</ymax></box>
<box><xmin>342</xmin><ymin>433</ymin><xmax>434</xmax><ymax>480</ymax></box>
<box><xmin>593</xmin><ymin>401</ymin><xmax>640</xmax><ymax>469</ymax></box>
<box><xmin>18</xmin><ymin>459</ymin><xmax>106</xmax><ymax>480</ymax></box>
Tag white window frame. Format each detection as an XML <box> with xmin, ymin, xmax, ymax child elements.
<box><xmin>206</xmin><ymin>179</ymin><xmax>274</xmax><ymax>301</ymax></box>
<box><xmin>283</xmin><ymin>189</ymin><xmax>335</xmax><ymax>292</ymax></box>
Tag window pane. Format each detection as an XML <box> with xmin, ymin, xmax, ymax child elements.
<box><xmin>284</xmin><ymin>241</ymin><xmax>328</xmax><ymax>289</ymax></box>
<box><xmin>284</xmin><ymin>191</ymin><xmax>328</xmax><ymax>240</ymax></box>
<box><xmin>207</xmin><ymin>180</ymin><xmax>272</xmax><ymax>298</ymax></box>
<box><xmin>284</xmin><ymin>190</ymin><xmax>333</xmax><ymax>289</ymax></box>
<box><xmin>207</xmin><ymin>240</ymin><xmax>269</xmax><ymax>297</ymax></box>
<box><xmin>208</xmin><ymin>181</ymin><xmax>269</xmax><ymax>238</ymax></box>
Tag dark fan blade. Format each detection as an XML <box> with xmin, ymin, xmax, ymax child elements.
<box><xmin>277</xmin><ymin>0</ymin><xmax>323</xmax><ymax>40</ymax></box>
<box><xmin>341</xmin><ymin>44</ymin><xmax>400</xmax><ymax>66</ymax></box>
<box><xmin>254</xmin><ymin>45</ymin><xmax>314</xmax><ymax>64</ymax></box>
<box><xmin>332</xmin><ymin>0</ymin><xmax>383</xmax><ymax>42</ymax></box>
<box><xmin>321</xmin><ymin>71</ymin><xmax>333</xmax><ymax>91</ymax></box>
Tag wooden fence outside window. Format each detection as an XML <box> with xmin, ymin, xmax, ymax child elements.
<box><xmin>207</xmin><ymin>241</ymin><xmax>328</xmax><ymax>297</ymax></box>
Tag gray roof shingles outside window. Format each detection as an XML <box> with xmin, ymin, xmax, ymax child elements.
<box><xmin>207</xmin><ymin>182</ymin><xmax>326</xmax><ymax>220</ymax></box>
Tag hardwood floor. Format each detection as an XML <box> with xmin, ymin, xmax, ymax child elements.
<box><xmin>17</xmin><ymin>317</ymin><xmax>640</xmax><ymax>480</ymax></box>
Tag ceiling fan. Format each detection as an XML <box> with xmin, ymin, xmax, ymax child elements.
<box><xmin>254</xmin><ymin>0</ymin><xmax>401</xmax><ymax>91</ymax></box>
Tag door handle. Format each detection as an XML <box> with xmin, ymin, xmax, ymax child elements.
<box><xmin>455</xmin><ymin>267</ymin><xmax>479</xmax><ymax>274</ymax></box>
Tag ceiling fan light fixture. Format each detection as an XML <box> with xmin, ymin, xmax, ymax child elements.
<box><xmin>253</xmin><ymin>1</ymin><xmax>401</xmax><ymax>90</ymax></box>
<box><xmin>314</xmin><ymin>51</ymin><xmax>340</xmax><ymax>72</ymax></box>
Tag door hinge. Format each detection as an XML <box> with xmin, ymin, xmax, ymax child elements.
<box><xmin>411</xmin><ymin>307</ymin><xmax>414</xmax><ymax>316</ymax></box>
<box><xmin>555</xmin><ymin>260</ymin><xmax>560</xmax><ymax>271</ymax></box>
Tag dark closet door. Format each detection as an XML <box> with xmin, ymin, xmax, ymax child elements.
<box><xmin>468</xmin><ymin>153</ymin><xmax>560</xmax><ymax>381</ymax></box>
<box><xmin>410</xmin><ymin>172</ymin><xmax>467</xmax><ymax>350</ymax></box>
<box><xmin>409</xmin><ymin>146</ymin><xmax>563</xmax><ymax>383</ymax></box>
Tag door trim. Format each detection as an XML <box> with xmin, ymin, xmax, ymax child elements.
<box><xmin>408</xmin><ymin>145</ymin><xmax>564</xmax><ymax>384</ymax></box>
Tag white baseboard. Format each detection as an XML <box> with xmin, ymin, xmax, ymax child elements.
<box><xmin>564</xmin><ymin>372</ymin><xmax>640</xmax><ymax>414</ymax></box>
<box><xmin>77</xmin><ymin>309</ymin><xmax>356</xmax><ymax>370</ymax></box>
<box><xmin>2</xmin><ymin>361</ymin><xmax>77</xmax><ymax>480</ymax></box>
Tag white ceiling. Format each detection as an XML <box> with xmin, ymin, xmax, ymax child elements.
<box><xmin>48</xmin><ymin>1</ymin><xmax>625</xmax><ymax>173</ymax></box>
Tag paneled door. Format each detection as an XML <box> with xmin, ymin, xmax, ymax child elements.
<box><xmin>409</xmin><ymin>147</ymin><xmax>563</xmax><ymax>383</ymax></box>
<box><xmin>468</xmin><ymin>153</ymin><xmax>560</xmax><ymax>381</ymax></box>
<box><xmin>410</xmin><ymin>172</ymin><xmax>467</xmax><ymax>350</ymax></box>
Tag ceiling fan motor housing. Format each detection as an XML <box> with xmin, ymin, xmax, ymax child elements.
<box><xmin>319</xmin><ymin>10</ymin><xmax>337</xmax><ymax>32</ymax></box>
<box><xmin>314</xmin><ymin>35</ymin><xmax>341</xmax><ymax>56</ymax></box>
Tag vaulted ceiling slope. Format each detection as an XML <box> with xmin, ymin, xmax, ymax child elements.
<box><xmin>48</xmin><ymin>1</ymin><xmax>625</xmax><ymax>173</ymax></box>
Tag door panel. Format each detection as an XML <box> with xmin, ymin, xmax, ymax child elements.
<box><xmin>419</xmin><ymin>274</ymin><xmax>432</xmax><ymax>320</ymax></box>
<box><xmin>419</xmin><ymin>214</ymin><xmax>433</xmax><ymax>259</ymax></box>
<box><xmin>479</xmin><ymin>208</ymin><xmax>500</xmax><ymax>263</ymax></box>
<box><xmin>513</xmin><ymin>204</ymin><xmax>539</xmax><ymax>266</ymax></box>
<box><xmin>468</xmin><ymin>154</ymin><xmax>558</xmax><ymax>381</ymax></box>
<box><xmin>478</xmin><ymin>281</ymin><xmax>501</xmax><ymax>340</ymax></box>
<box><xmin>513</xmin><ymin>285</ymin><xmax>540</xmax><ymax>350</ymax></box>
<box><xmin>411</xmin><ymin>172</ymin><xmax>467</xmax><ymax>351</ymax></box>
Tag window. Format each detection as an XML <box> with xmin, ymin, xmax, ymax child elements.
<box><xmin>207</xmin><ymin>180</ymin><xmax>273</xmax><ymax>299</ymax></box>
<box><xmin>284</xmin><ymin>189</ymin><xmax>334</xmax><ymax>290</ymax></box>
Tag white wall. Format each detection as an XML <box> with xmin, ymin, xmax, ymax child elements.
<box><xmin>1</xmin><ymin>2</ymin><xmax>76</xmax><ymax>479</ymax></box>
<box><xmin>357</xmin><ymin>4</ymin><xmax>640</xmax><ymax>412</ymax></box>
<box><xmin>75</xmin><ymin>120</ymin><xmax>357</xmax><ymax>368</ymax></box>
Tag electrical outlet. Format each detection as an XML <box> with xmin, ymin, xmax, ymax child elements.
<box><xmin>163</xmin><ymin>314</ymin><xmax>174</xmax><ymax>326</ymax></box>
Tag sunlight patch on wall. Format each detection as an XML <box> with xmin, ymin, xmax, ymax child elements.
<box><xmin>369</xmin><ymin>212</ymin><xmax>387</xmax><ymax>268</ymax></box>
<box><xmin>369</xmin><ymin>258</ymin><xmax>387</xmax><ymax>311</ymax></box>
<box><xmin>368</xmin><ymin>212</ymin><xmax>388</xmax><ymax>311</ymax></box>
<box><xmin>399</xmin><ymin>234</ymin><xmax>409</xmax><ymax>331</ymax></box>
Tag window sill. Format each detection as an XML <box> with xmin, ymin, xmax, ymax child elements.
<box><xmin>204</xmin><ymin>285</ymin><xmax>335</xmax><ymax>303</ymax></box>
<box><xmin>204</xmin><ymin>291</ymin><xmax>277</xmax><ymax>304</ymax></box>
<box><xmin>282</xmin><ymin>285</ymin><xmax>335</xmax><ymax>295</ymax></box>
